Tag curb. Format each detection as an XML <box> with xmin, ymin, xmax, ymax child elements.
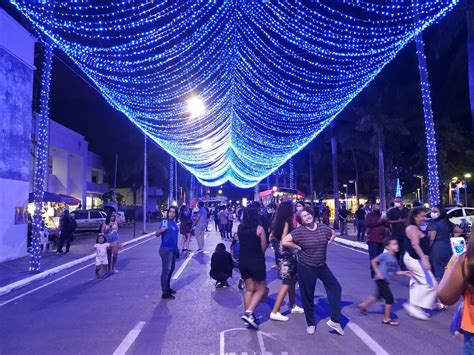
<box><xmin>0</xmin><ymin>232</ymin><xmax>156</xmax><ymax>297</ymax></box>
<box><xmin>334</xmin><ymin>237</ymin><xmax>368</xmax><ymax>252</ymax></box>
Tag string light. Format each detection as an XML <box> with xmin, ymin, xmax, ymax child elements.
<box><xmin>30</xmin><ymin>38</ymin><xmax>54</xmax><ymax>273</ymax></box>
<box><xmin>415</xmin><ymin>33</ymin><xmax>440</xmax><ymax>206</ymax></box>
<box><xmin>10</xmin><ymin>0</ymin><xmax>458</xmax><ymax>188</ymax></box>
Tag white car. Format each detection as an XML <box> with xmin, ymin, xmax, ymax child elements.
<box><xmin>447</xmin><ymin>207</ymin><xmax>474</xmax><ymax>235</ymax></box>
<box><xmin>71</xmin><ymin>210</ymin><xmax>107</xmax><ymax>232</ymax></box>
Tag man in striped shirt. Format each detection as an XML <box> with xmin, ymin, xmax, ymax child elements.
<box><xmin>283</xmin><ymin>207</ymin><xmax>344</xmax><ymax>336</ymax></box>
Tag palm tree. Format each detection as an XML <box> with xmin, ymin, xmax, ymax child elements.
<box><xmin>467</xmin><ymin>0</ymin><xmax>474</xmax><ymax>134</ymax></box>
<box><xmin>331</xmin><ymin>124</ymin><xmax>340</xmax><ymax>228</ymax></box>
<box><xmin>414</xmin><ymin>33</ymin><xmax>441</xmax><ymax>205</ymax></box>
<box><xmin>354</xmin><ymin>87</ymin><xmax>411</xmax><ymax>212</ymax></box>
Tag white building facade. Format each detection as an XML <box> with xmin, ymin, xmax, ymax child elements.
<box><xmin>0</xmin><ymin>9</ymin><xmax>36</xmax><ymax>262</ymax></box>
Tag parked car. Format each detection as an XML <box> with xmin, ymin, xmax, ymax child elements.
<box><xmin>446</xmin><ymin>207</ymin><xmax>474</xmax><ymax>235</ymax></box>
<box><xmin>71</xmin><ymin>209</ymin><xmax>107</xmax><ymax>232</ymax></box>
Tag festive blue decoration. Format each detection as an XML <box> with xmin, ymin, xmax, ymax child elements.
<box><xmin>395</xmin><ymin>178</ymin><xmax>402</xmax><ymax>198</ymax></box>
<box><xmin>30</xmin><ymin>38</ymin><xmax>54</xmax><ymax>272</ymax></box>
<box><xmin>415</xmin><ymin>33</ymin><xmax>440</xmax><ymax>206</ymax></box>
<box><xmin>10</xmin><ymin>0</ymin><xmax>458</xmax><ymax>188</ymax></box>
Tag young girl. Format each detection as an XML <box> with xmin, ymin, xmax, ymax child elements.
<box><xmin>101</xmin><ymin>213</ymin><xmax>120</xmax><ymax>273</ymax></box>
<box><xmin>94</xmin><ymin>234</ymin><xmax>110</xmax><ymax>278</ymax></box>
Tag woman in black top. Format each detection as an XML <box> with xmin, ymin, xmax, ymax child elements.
<box><xmin>238</xmin><ymin>206</ymin><xmax>268</xmax><ymax>329</ymax></box>
<box><xmin>269</xmin><ymin>201</ymin><xmax>304</xmax><ymax>321</ymax></box>
<box><xmin>210</xmin><ymin>243</ymin><xmax>233</xmax><ymax>288</ymax></box>
<box><xmin>403</xmin><ymin>207</ymin><xmax>438</xmax><ymax>321</ymax></box>
<box><xmin>179</xmin><ymin>205</ymin><xmax>192</xmax><ymax>253</ymax></box>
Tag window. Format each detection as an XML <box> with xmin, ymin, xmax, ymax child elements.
<box><xmin>448</xmin><ymin>209</ymin><xmax>464</xmax><ymax>218</ymax></box>
<box><xmin>48</xmin><ymin>156</ymin><xmax>53</xmax><ymax>174</ymax></box>
<box><xmin>90</xmin><ymin>211</ymin><xmax>103</xmax><ymax>219</ymax></box>
<box><xmin>464</xmin><ymin>209</ymin><xmax>474</xmax><ymax>216</ymax></box>
<box><xmin>91</xmin><ymin>168</ymin><xmax>100</xmax><ymax>184</ymax></box>
<box><xmin>73</xmin><ymin>211</ymin><xmax>88</xmax><ymax>220</ymax></box>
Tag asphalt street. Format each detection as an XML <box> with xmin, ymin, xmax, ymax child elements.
<box><xmin>0</xmin><ymin>224</ymin><xmax>463</xmax><ymax>355</ymax></box>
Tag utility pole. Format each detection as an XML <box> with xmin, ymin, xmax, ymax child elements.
<box><xmin>143</xmin><ymin>132</ymin><xmax>147</xmax><ymax>233</ymax></box>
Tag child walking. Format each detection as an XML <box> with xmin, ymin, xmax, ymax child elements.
<box><xmin>94</xmin><ymin>234</ymin><xmax>110</xmax><ymax>278</ymax></box>
<box><xmin>358</xmin><ymin>238</ymin><xmax>411</xmax><ymax>325</ymax></box>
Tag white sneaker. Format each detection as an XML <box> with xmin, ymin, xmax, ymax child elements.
<box><xmin>306</xmin><ymin>326</ymin><xmax>316</xmax><ymax>335</ymax></box>
<box><xmin>291</xmin><ymin>305</ymin><xmax>305</xmax><ymax>314</ymax></box>
<box><xmin>326</xmin><ymin>320</ymin><xmax>345</xmax><ymax>335</ymax></box>
<box><xmin>270</xmin><ymin>312</ymin><xmax>289</xmax><ymax>321</ymax></box>
<box><xmin>403</xmin><ymin>303</ymin><xmax>429</xmax><ymax>321</ymax></box>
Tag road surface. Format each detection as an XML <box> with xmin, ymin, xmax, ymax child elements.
<box><xmin>0</xmin><ymin>226</ymin><xmax>462</xmax><ymax>354</ymax></box>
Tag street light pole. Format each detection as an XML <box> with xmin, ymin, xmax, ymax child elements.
<box><xmin>465</xmin><ymin>173</ymin><xmax>472</xmax><ymax>207</ymax></box>
<box><xmin>143</xmin><ymin>132</ymin><xmax>147</xmax><ymax>234</ymax></box>
<box><xmin>414</xmin><ymin>175</ymin><xmax>424</xmax><ymax>205</ymax></box>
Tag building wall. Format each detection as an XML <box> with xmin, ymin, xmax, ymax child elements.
<box><xmin>48</xmin><ymin>120</ymin><xmax>89</xmax><ymax>204</ymax></box>
<box><xmin>0</xmin><ymin>10</ymin><xmax>35</xmax><ymax>262</ymax></box>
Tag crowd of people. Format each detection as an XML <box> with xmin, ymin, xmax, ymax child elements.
<box><xmin>134</xmin><ymin>197</ymin><xmax>471</xmax><ymax>350</ymax></box>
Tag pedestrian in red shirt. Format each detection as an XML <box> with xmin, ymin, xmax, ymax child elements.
<box><xmin>365</xmin><ymin>204</ymin><xmax>389</xmax><ymax>278</ymax></box>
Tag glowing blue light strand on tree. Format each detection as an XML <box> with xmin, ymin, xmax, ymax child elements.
<box><xmin>415</xmin><ymin>33</ymin><xmax>440</xmax><ymax>206</ymax></box>
<box><xmin>9</xmin><ymin>0</ymin><xmax>459</xmax><ymax>188</ymax></box>
<box><xmin>30</xmin><ymin>38</ymin><xmax>54</xmax><ymax>273</ymax></box>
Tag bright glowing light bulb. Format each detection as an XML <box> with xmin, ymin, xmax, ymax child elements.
<box><xmin>187</xmin><ymin>96</ymin><xmax>205</xmax><ymax>118</ymax></box>
<box><xmin>200</xmin><ymin>139</ymin><xmax>212</xmax><ymax>149</ymax></box>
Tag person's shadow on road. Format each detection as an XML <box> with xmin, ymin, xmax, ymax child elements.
<box><xmin>314</xmin><ymin>298</ymin><xmax>353</xmax><ymax>329</ymax></box>
<box><xmin>131</xmin><ymin>302</ymin><xmax>171</xmax><ymax>354</ymax></box>
<box><xmin>212</xmin><ymin>286</ymin><xmax>242</xmax><ymax>309</ymax></box>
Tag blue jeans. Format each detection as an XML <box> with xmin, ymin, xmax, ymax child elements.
<box><xmin>298</xmin><ymin>261</ymin><xmax>342</xmax><ymax>326</ymax></box>
<box><xmin>356</xmin><ymin>220</ymin><xmax>366</xmax><ymax>242</ymax></box>
<box><xmin>159</xmin><ymin>248</ymin><xmax>177</xmax><ymax>294</ymax></box>
<box><xmin>220</xmin><ymin>224</ymin><xmax>228</xmax><ymax>239</ymax></box>
<box><xmin>429</xmin><ymin>241</ymin><xmax>452</xmax><ymax>280</ymax></box>
<box><xmin>465</xmin><ymin>332</ymin><xmax>474</xmax><ymax>355</ymax></box>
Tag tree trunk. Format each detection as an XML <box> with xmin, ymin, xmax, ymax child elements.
<box><xmin>351</xmin><ymin>149</ymin><xmax>360</xmax><ymax>206</ymax></box>
<box><xmin>168</xmin><ymin>156</ymin><xmax>174</xmax><ymax>208</ymax></box>
<box><xmin>377</xmin><ymin>128</ymin><xmax>387</xmax><ymax>212</ymax></box>
<box><xmin>30</xmin><ymin>39</ymin><xmax>54</xmax><ymax>272</ymax></box>
<box><xmin>309</xmin><ymin>149</ymin><xmax>314</xmax><ymax>210</ymax></box>
<box><xmin>467</xmin><ymin>1</ymin><xmax>474</xmax><ymax>135</ymax></box>
<box><xmin>415</xmin><ymin>33</ymin><xmax>441</xmax><ymax>205</ymax></box>
<box><xmin>331</xmin><ymin>126</ymin><xmax>339</xmax><ymax>229</ymax></box>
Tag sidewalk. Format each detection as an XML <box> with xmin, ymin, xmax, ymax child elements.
<box><xmin>0</xmin><ymin>222</ymin><xmax>161</xmax><ymax>289</ymax></box>
<box><xmin>333</xmin><ymin>224</ymin><xmax>369</xmax><ymax>251</ymax></box>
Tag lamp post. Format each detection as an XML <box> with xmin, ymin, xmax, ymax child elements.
<box><xmin>349</xmin><ymin>180</ymin><xmax>358</xmax><ymax>207</ymax></box>
<box><xmin>414</xmin><ymin>175</ymin><xmax>424</xmax><ymax>205</ymax></box>
<box><xmin>343</xmin><ymin>184</ymin><xmax>348</xmax><ymax>207</ymax></box>
<box><xmin>465</xmin><ymin>173</ymin><xmax>472</xmax><ymax>207</ymax></box>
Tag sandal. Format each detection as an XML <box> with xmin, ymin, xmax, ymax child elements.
<box><xmin>357</xmin><ymin>304</ymin><xmax>368</xmax><ymax>315</ymax></box>
<box><xmin>382</xmin><ymin>319</ymin><xmax>399</xmax><ymax>326</ymax></box>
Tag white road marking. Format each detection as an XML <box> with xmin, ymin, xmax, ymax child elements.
<box><xmin>0</xmin><ymin>237</ymin><xmax>155</xmax><ymax>307</ymax></box>
<box><xmin>172</xmin><ymin>252</ymin><xmax>195</xmax><ymax>280</ymax></box>
<box><xmin>333</xmin><ymin>242</ymin><xmax>368</xmax><ymax>255</ymax></box>
<box><xmin>347</xmin><ymin>322</ymin><xmax>389</xmax><ymax>355</ymax></box>
<box><xmin>256</xmin><ymin>331</ymin><xmax>270</xmax><ymax>355</ymax></box>
<box><xmin>219</xmin><ymin>328</ymin><xmax>248</xmax><ymax>354</ymax></box>
<box><xmin>113</xmin><ymin>321</ymin><xmax>146</xmax><ymax>355</ymax></box>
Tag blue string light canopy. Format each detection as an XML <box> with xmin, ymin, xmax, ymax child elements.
<box><xmin>10</xmin><ymin>0</ymin><xmax>458</xmax><ymax>188</ymax></box>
